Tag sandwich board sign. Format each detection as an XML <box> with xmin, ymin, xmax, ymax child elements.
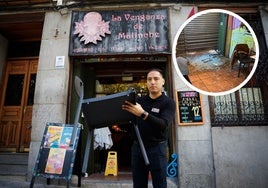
<box><xmin>30</xmin><ymin>122</ymin><xmax>81</xmax><ymax>188</ymax></box>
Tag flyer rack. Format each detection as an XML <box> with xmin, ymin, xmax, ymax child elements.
<box><xmin>30</xmin><ymin>123</ymin><xmax>81</xmax><ymax>188</ymax></box>
<box><xmin>30</xmin><ymin>76</ymin><xmax>84</xmax><ymax>188</ymax></box>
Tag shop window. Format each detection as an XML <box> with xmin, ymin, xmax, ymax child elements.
<box><xmin>239</xmin><ymin>88</ymin><xmax>264</xmax><ymax>121</ymax></box>
<box><xmin>213</xmin><ymin>92</ymin><xmax>238</xmax><ymax>123</ymax></box>
<box><xmin>210</xmin><ymin>86</ymin><xmax>268</xmax><ymax>126</ymax></box>
<box><xmin>210</xmin><ymin>12</ymin><xmax>268</xmax><ymax>127</ymax></box>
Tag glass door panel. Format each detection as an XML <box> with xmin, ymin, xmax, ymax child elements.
<box><xmin>4</xmin><ymin>74</ymin><xmax>25</xmax><ymax>106</ymax></box>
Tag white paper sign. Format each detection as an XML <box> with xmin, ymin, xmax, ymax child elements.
<box><xmin>55</xmin><ymin>56</ymin><xmax>65</xmax><ymax>68</ymax></box>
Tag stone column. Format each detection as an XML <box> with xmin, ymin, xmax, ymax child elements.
<box><xmin>27</xmin><ymin>11</ymin><xmax>71</xmax><ymax>181</ymax></box>
<box><xmin>169</xmin><ymin>6</ymin><xmax>215</xmax><ymax>188</ymax></box>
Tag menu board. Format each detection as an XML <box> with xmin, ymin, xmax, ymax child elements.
<box><xmin>176</xmin><ymin>91</ymin><xmax>204</xmax><ymax>125</ymax></box>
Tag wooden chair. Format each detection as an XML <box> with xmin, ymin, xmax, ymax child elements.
<box><xmin>237</xmin><ymin>56</ymin><xmax>255</xmax><ymax>77</ymax></box>
<box><xmin>230</xmin><ymin>44</ymin><xmax>255</xmax><ymax>77</ymax></box>
<box><xmin>230</xmin><ymin>44</ymin><xmax>250</xmax><ymax>69</ymax></box>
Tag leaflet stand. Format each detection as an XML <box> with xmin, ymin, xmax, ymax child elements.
<box><xmin>29</xmin><ymin>76</ymin><xmax>84</xmax><ymax>188</ymax></box>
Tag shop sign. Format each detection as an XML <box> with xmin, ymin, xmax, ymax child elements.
<box><xmin>69</xmin><ymin>9</ymin><xmax>170</xmax><ymax>56</ymax></box>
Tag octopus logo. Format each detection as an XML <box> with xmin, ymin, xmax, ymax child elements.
<box><xmin>74</xmin><ymin>12</ymin><xmax>111</xmax><ymax>44</ymax></box>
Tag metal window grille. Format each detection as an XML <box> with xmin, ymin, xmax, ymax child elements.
<box><xmin>239</xmin><ymin>88</ymin><xmax>265</xmax><ymax>122</ymax></box>
<box><xmin>210</xmin><ymin>87</ymin><xmax>268</xmax><ymax>126</ymax></box>
<box><xmin>210</xmin><ymin>12</ymin><xmax>268</xmax><ymax>127</ymax></box>
<box><xmin>213</xmin><ymin>93</ymin><xmax>238</xmax><ymax>123</ymax></box>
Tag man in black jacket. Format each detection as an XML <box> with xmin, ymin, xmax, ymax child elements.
<box><xmin>122</xmin><ymin>68</ymin><xmax>176</xmax><ymax>188</ymax></box>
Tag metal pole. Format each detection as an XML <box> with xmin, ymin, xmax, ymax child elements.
<box><xmin>70</xmin><ymin>76</ymin><xmax>84</xmax><ymax>147</ymax></box>
<box><xmin>134</xmin><ymin>124</ymin><xmax>150</xmax><ymax>165</ymax></box>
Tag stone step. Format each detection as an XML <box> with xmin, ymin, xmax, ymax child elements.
<box><xmin>81</xmin><ymin>172</ymin><xmax>178</xmax><ymax>188</ymax></box>
<box><xmin>0</xmin><ymin>153</ymin><xmax>28</xmax><ymax>176</ymax></box>
<box><xmin>0</xmin><ymin>164</ymin><xmax>27</xmax><ymax>176</ymax></box>
<box><xmin>0</xmin><ymin>174</ymin><xmax>178</xmax><ymax>188</ymax></box>
<box><xmin>0</xmin><ymin>153</ymin><xmax>28</xmax><ymax>165</ymax></box>
<box><xmin>82</xmin><ymin>178</ymin><xmax>178</xmax><ymax>188</ymax></box>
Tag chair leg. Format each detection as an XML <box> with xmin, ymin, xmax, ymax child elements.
<box><xmin>238</xmin><ymin>61</ymin><xmax>242</xmax><ymax>77</ymax></box>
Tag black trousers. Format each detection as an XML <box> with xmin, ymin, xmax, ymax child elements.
<box><xmin>131</xmin><ymin>141</ymin><xmax>167</xmax><ymax>188</ymax></box>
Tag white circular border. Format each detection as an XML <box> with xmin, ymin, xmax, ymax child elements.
<box><xmin>172</xmin><ymin>9</ymin><xmax>260</xmax><ymax>96</ymax></box>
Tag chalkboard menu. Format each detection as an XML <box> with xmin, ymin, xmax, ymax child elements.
<box><xmin>69</xmin><ymin>9</ymin><xmax>170</xmax><ymax>56</ymax></box>
<box><xmin>30</xmin><ymin>123</ymin><xmax>81</xmax><ymax>188</ymax></box>
<box><xmin>176</xmin><ymin>91</ymin><xmax>204</xmax><ymax>125</ymax></box>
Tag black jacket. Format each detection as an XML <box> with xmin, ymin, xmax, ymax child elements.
<box><xmin>133</xmin><ymin>93</ymin><xmax>176</xmax><ymax>147</ymax></box>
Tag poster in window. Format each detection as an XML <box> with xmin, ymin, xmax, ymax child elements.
<box><xmin>45</xmin><ymin>148</ymin><xmax>66</xmax><ymax>174</ymax></box>
<box><xmin>176</xmin><ymin>91</ymin><xmax>204</xmax><ymax>125</ymax></box>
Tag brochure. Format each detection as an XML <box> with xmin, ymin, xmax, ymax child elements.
<box><xmin>45</xmin><ymin>148</ymin><xmax>66</xmax><ymax>174</ymax></box>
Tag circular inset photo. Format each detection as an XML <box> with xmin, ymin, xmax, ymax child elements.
<box><xmin>172</xmin><ymin>9</ymin><xmax>259</xmax><ymax>96</ymax></box>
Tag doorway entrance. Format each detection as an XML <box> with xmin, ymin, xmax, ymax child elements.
<box><xmin>71</xmin><ymin>55</ymin><xmax>173</xmax><ymax>173</ymax></box>
<box><xmin>0</xmin><ymin>59</ymin><xmax>38</xmax><ymax>152</ymax></box>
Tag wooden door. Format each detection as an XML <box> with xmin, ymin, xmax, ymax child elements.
<box><xmin>0</xmin><ymin>59</ymin><xmax>38</xmax><ymax>152</ymax></box>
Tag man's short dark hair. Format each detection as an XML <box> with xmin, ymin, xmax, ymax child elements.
<box><xmin>147</xmin><ymin>68</ymin><xmax>164</xmax><ymax>78</ymax></box>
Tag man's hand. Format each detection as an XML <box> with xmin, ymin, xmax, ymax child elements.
<box><xmin>122</xmin><ymin>101</ymin><xmax>144</xmax><ymax>117</ymax></box>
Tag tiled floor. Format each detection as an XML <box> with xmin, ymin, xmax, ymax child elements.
<box><xmin>185</xmin><ymin>51</ymin><xmax>251</xmax><ymax>93</ymax></box>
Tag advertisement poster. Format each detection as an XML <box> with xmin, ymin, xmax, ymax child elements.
<box><xmin>44</xmin><ymin>126</ymin><xmax>63</xmax><ymax>148</ymax></box>
<box><xmin>44</xmin><ymin>126</ymin><xmax>73</xmax><ymax>148</ymax></box>
<box><xmin>59</xmin><ymin>127</ymin><xmax>73</xmax><ymax>148</ymax></box>
<box><xmin>45</xmin><ymin>148</ymin><xmax>66</xmax><ymax>174</ymax></box>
